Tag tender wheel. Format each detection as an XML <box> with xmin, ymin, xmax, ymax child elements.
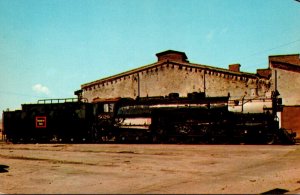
<box><xmin>266</xmin><ymin>134</ymin><xmax>279</xmax><ymax>145</ymax></box>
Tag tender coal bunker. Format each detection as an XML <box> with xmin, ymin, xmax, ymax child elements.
<box><xmin>0</xmin><ymin>164</ymin><xmax>9</xmax><ymax>173</ymax></box>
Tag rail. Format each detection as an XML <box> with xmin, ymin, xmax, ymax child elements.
<box><xmin>37</xmin><ymin>98</ymin><xmax>88</xmax><ymax>104</ymax></box>
<box><xmin>228</xmin><ymin>97</ymin><xmax>273</xmax><ymax>105</ymax></box>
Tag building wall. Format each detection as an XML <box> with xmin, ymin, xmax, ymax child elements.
<box><xmin>269</xmin><ymin>54</ymin><xmax>300</xmax><ymax>138</ymax></box>
<box><xmin>82</xmin><ymin>62</ymin><xmax>271</xmax><ymax>102</ymax></box>
<box><xmin>281</xmin><ymin>106</ymin><xmax>300</xmax><ymax>139</ymax></box>
<box><xmin>81</xmin><ymin>51</ymin><xmax>300</xmax><ymax>140</ymax></box>
<box><xmin>83</xmin><ymin>75</ymin><xmax>137</xmax><ymax>100</ymax></box>
<box><xmin>271</xmin><ymin>67</ymin><xmax>300</xmax><ymax>106</ymax></box>
<box><xmin>139</xmin><ymin>64</ymin><xmax>203</xmax><ymax>97</ymax></box>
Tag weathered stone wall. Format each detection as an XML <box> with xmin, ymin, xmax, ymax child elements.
<box><xmin>83</xmin><ymin>75</ymin><xmax>138</xmax><ymax>101</ymax></box>
<box><xmin>82</xmin><ymin>62</ymin><xmax>271</xmax><ymax>102</ymax></box>
<box><xmin>139</xmin><ymin>64</ymin><xmax>203</xmax><ymax>97</ymax></box>
<box><xmin>204</xmin><ymin>71</ymin><xmax>270</xmax><ymax>98</ymax></box>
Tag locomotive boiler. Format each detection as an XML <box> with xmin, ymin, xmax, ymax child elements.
<box><xmin>93</xmin><ymin>92</ymin><xmax>295</xmax><ymax>144</ymax></box>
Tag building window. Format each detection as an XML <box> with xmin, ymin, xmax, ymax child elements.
<box><xmin>250</xmin><ymin>88</ymin><xmax>258</xmax><ymax>97</ymax></box>
<box><xmin>103</xmin><ymin>103</ymin><xmax>115</xmax><ymax>113</ymax></box>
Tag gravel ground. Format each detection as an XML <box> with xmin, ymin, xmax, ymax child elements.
<box><xmin>0</xmin><ymin>143</ymin><xmax>300</xmax><ymax>194</ymax></box>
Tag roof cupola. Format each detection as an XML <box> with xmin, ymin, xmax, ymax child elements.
<box><xmin>156</xmin><ymin>50</ymin><xmax>188</xmax><ymax>62</ymax></box>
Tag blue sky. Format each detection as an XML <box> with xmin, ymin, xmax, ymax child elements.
<box><xmin>0</xmin><ymin>0</ymin><xmax>300</xmax><ymax>113</ymax></box>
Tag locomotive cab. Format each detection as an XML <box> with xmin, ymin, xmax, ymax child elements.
<box><xmin>91</xmin><ymin>97</ymin><xmax>134</xmax><ymax>142</ymax></box>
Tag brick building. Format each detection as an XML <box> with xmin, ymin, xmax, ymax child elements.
<box><xmin>269</xmin><ymin>54</ymin><xmax>300</xmax><ymax>139</ymax></box>
<box><xmin>81</xmin><ymin>50</ymin><xmax>271</xmax><ymax>101</ymax></box>
<box><xmin>79</xmin><ymin>50</ymin><xmax>300</xmax><ymax>138</ymax></box>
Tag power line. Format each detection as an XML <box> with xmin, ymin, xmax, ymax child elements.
<box><xmin>240</xmin><ymin>38</ymin><xmax>300</xmax><ymax>61</ymax></box>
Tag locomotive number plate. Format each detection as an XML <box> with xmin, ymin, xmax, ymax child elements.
<box><xmin>36</xmin><ymin>116</ymin><xmax>47</xmax><ymax>128</ymax></box>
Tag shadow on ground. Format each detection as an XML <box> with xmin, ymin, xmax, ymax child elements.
<box><xmin>0</xmin><ymin>165</ymin><xmax>9</xmax><ymax>173</ymax></box>
<box><xmin>261</xmin><ymin>188</ymin><xmax>289</xmax><ymax>194</ymax></box>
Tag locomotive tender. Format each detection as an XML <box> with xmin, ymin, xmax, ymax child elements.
<box><xmin>2</xmin><ymin>91</ymin><xmax>296</xmax><ymax>144</ymax></box>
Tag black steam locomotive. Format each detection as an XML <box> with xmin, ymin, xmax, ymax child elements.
<box><xmin>2</xmin><ymin>92</ymin><xmax>296</xmax><ymax>144</ymax></box>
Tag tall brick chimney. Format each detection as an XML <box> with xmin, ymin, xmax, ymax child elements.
<box><xmin>229</xmin><ymin>64</ymin><xmax>241</xmax><ymax>72</ymax></box>
<box><xmin>156</xmin><ymin>50</ymin><xmax>188</xmax><ymax>62</ymax></box>
<box><xmin>256</xmin><ymin>68</ymin><xmax>271</xmax><ymax>78</ymax></box>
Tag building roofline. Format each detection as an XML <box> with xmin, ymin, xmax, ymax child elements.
<box><xmin>270</xmin><ymin>60</ymin><xmax>300</xmax><ymax>73</ymax></box>
<box><xmin>269</xmin><ymin>54</ymin><xmax>300</xmax><ymax>57</ymax></box>
<box><xmin>81</xmin><ymin>60</ymin><xmax>260</xmax><ymax>89</ymax></box>
<box><xmin>180</xmin><ymin>61</ymin><xmax>257</xmax><ymax>77</ymax></box>
<box><xmin>81</xmin><ymin>61</ymin><xmax>162</xmax><ymax>88</ymax></box>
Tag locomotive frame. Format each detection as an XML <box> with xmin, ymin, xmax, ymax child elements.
<box><xmin>2</xmin><ymin>92</ymin><xmax>297</xmax><ymax>144</ymax></box>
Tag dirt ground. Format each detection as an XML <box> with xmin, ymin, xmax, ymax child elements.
<box><xmin>0</xmin><ymin>142</ymin><xmax>300</xmax><ymax>194</ymax></box>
